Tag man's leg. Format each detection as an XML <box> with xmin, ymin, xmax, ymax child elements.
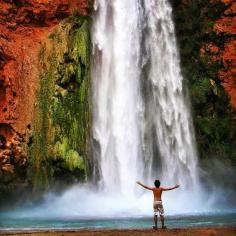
<box><xmin>159</xmin><ymin>204</ymin><xmax>166</xmax><ymax>229</ymax></box>
<box><xmin>153</xmin><ymin>214</ymin><xmax>158</xmax><ymax>229</ymax></box>
<box><xmin>160</xmin><ymin>215</ymin><xmax>166</xmax><ymax>229</ymax></box>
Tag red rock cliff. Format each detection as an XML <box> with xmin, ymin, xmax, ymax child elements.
<box><xmin>0</xmin><ymin>0</ymin><xmax>89</xmax><ymax>185</ymax></box>
<box><xmin>214</xmin><ymin>0</ymin><xmax>236</xmax><ymax>109</ymax></box>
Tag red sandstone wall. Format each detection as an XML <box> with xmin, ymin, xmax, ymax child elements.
<box><xmin>0</xmin><ymin>0</ymin><xmax>88</xmax><ymax>175</ymax></box>
<box><xmin>215</xmin><ymin>0</ymin><xmax>236</xmax><ymax>109</ymax></box>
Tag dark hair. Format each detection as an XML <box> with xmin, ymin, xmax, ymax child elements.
<box><xmin>154</xmin><ymin>179</ymin><xmax>160</xmax><ymax>188</ymax></box>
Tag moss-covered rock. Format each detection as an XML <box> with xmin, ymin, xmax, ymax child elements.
<box><xmin>171</xmin><ymin>1</ymin><xmax>236</xmax><ymax>164</ymax></box>
<box><xmin>28</xmin><ymin>15</ymin><xmax>91</xmax><ymax>192</ymax></box>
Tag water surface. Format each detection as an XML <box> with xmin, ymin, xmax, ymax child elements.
<box><xmin>1</xmin><ymin>212</ymin><xmax>235</xmax><ymax>231</ymax></box>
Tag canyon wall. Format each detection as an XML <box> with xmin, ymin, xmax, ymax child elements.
<box><xmin>0</xmin><ymin>0</ymin><xmax>90</xmax><ymax>205</ymax></box>
<box><xmin>171</xmin><ymin>0</ymin><xmax>236</xmax><ymax>167</ymax></box>
<box><xmin>169</xmin><ymin>1</ymin><xmax>236</xmax><ymax>199</ymax></box>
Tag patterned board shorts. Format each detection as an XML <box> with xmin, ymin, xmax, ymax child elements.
<box><xmin>153</xmin><ymin>200</ymin><xmax>164</xmax><ymax>216</ymax></box>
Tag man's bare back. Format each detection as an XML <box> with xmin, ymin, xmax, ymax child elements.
<box><xmin>152</xmin><ymin>185</ymin><xmax>180</xmax><ymax>201</ymax></box>
<box><xmin>152</xmin><ymin>187</ymin><xmax>162</xmax><ymax>201</ymax></box>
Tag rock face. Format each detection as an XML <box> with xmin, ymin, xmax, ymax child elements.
<box><xmin>0</xmin><ymin>0</ymin><xmax>90</xmax><ymax>205</ymax></box>
<box><xmin>215</xmin><ymin>0</ymin><xmax>236</xmax><ymax>109</ymax></box>
<box><xmin>28</xmin><ymin>16</ymin><xmax>91</xmax><ymax>192</ymax></box>
<box><xmin>171</xmin><ymin>0</ymin><xmax>236</xmax><ymax>164</ymax></box>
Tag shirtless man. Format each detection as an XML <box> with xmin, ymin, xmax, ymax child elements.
<box><xmin>137</xmin><ymin>180</ymin><xmax>179</xmax><ymax>229</ymax></box>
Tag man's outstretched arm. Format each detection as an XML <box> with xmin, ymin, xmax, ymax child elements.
<box><xmin>136</xmin><ymin>181</ymin><xmax>153</xmax><ymax>190</ymax></box>
<box><xmin>162</xmin><ymin>184</ymin><xmax>180</xmax><ymax>191</ymax></box>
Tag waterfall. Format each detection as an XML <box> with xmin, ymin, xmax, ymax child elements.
<box><xmin>141</xmin><ymin>1</ymin><xmax>199</xmax><ymax>188</ymax></box>
<box><xmin>92</xmin><ymin>0</ymin><xmax>199</xmax><ymax>195</ymax></box>
<box><xmin>91</xmin><ymin>0</ymin><xmax>144</xmax><ymax>195</ymax></box>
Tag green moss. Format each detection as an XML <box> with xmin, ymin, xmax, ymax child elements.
<box><xmin>54</xmin><ymin>138</ymin><xmax>85</xmax><ymax>171</ymax></box>
<box><xmin>48</xmin><ymin>30</ymin><xmax>61</xmax><ymax>43</ymax></box>
<box><xmin>28</xmin><ymin>16</ymin><xmax>91</xmax><ymax>191</ymax></box>
<box><xmin>73</xmin><ymin>20</ymin><xmax>90</xmax><ymax>65</ymax></box>
<box><xmin>191</xmin><ymin>77</ymin><xmax>211</xmax><ymax>105</ymax></box>
<box><xmin>64</xmin><ymin>150</ymin><xmax>85</xmax><ymax>171</ymax></box>
<box><xmin>54</xmin><ymin>137</ymin><xmax>70</xmax><ymax>157</ymax></box>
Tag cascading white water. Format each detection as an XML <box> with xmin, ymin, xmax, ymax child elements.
<box><xmin>91</xmin><ymin>0</ymin><xmax>144</xmax><ymax>195</ymax></box>
<box><xmin>92</xmin><ymin>0</ymin><xmax>199</xmax><ymax>193</ymax></box>
<box><xmin>141</xmin><ymin>0</ymin><xmax>199</xmax><ymax>188</ymax></box>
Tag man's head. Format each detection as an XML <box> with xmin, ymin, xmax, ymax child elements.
<box><xmin>154</xmin><ymin>179</ymin><xmax>160</xmax><ymax>188</ymax></box>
